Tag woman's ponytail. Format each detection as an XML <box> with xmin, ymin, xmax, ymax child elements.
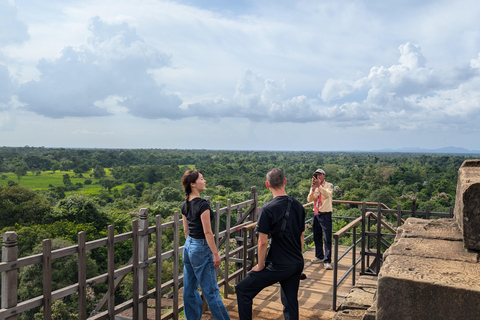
<box><xmin>181</xmin><ymin>169</ymin><xmax>202</xmax><ymax>213</ymax></box>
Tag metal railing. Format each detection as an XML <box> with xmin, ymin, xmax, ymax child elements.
<box><xmin>331</xmin><ymin>201</ymin><xmax>454</xmax><ymax>310</ymax></box>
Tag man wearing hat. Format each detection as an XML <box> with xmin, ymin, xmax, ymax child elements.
<box><xmin>307</xmin><ymin>169</ymin><xmax>334</xmax><ymax>270</ymax></box>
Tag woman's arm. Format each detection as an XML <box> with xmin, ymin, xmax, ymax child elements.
<box><xmin>182</xmin><ymin>215</ymin><xmax>189</xmax><ymax>239</ymax></box>
<box><xmin>200</xmin><ymin>210</ymin><xmax>221</xmax><ymax>268</ymax></box>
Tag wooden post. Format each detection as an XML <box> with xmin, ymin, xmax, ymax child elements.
<box><xmin>78</xmin><ymin>232</ymin><xmax>87</xmax><ymax>320</ymax></box>
<box><xmin>43</xmin><ymin>239</ymin><xmax>52</xmax><ymax>320</ymax></box>
<box><xmin>132</xmin><ymin>220</ymin><xmax>139</xmax><ymax>320</ymax></box>
<box><xmin>2</xmin><ymin>232</ymin><xmax>18</xmax><ymax>320</ymax></box>
<box><xmin>155</xmin><ymin>215</ymin><xmax>162</xmax><ymax>320</ymax></box>
<box><xmin>138</xmin><ymin>208</ymin><xmax>149</xmax><ymax>320</ymax></box>
<box><xmin>107</xmin><ymin>226</ymin><xmax>115</xmax><ymax>320</ymax></box>
<box><xmin>397</xmin><ymin>204</ymin><xmax>402</xmax><ymax>228</ymax></box>
<box><xmin>224</xmin><ymin>199</ymin><xmax>231</xmax><ymax>298</ymax></box>
<box><xmin>173</xmin><ymin>211</ymin><xmax>180</xmax><ymax>320</ymax></box>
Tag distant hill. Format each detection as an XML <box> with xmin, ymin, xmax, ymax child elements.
<box><xmin>371</xmin><ymin>146</ymin><xmax>480</xmax><ymax>154</ymax></box>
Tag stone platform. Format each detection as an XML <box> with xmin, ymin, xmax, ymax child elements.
<box><xmin>377</xmin><ymin>218</ymin><xmax>480</xmax><ymax>320</ymax></box>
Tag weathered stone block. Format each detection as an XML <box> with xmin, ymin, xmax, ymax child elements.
<box><xmin>384</xmin><ymin>237</ymin><xmax>478</xmax><ymax>263</ymax></box>
<box><xmin>395</xmin><ymin>217</ymin><xmax>462</xmax><ymax>241</ymax></box>
<box><xmin>340</xmin><ymin>285</ymin><xmax>376</xmax><ymax>310</ymax></box>
<box><xmin>454</xmin><ymin>159</ymin><xmax>480</xmax><ymax>250</ymax></box>
<box><xmin>332</xmin><ymin>309</ymin><xmax>366</xmax><ymax>320</ymax></box>
<box><xmin>377</xmin><ymin>255</ymin><xmax>480</xmax><ymax>320</ymax></box>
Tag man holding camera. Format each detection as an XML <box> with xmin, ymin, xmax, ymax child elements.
<box><xmin>307</xmin><ymin>168</ymin><xmax>334</xmax><ymax>270</ymax></box>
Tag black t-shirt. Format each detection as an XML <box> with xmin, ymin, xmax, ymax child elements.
<box><xmin>181</xmin><ymin>198</ymin><xmax>214</xmax><ymax>239</ymax></box>
<box><xmin>255</xmin><ymin>195</ymin><xmax>306</xmax><ymax>265</ymax></box>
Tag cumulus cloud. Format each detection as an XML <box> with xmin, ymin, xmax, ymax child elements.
<box><xmin>187</xmin><ymin>69</ymin><xmax>320</xmax><ymax>122</ymax></box>
<box><xmin>0</xmin><ymin>0</ymin><xmax>29</xmax><ymax>46</ymax></box>
<box><xmin>319</xmin><ymin>42</ymin><xmax>480</xmax><ymax>130</ymax></box>
<box><xmin>17</xmin><ymin>16</ymin><xmax>185</xmax><ymax>119</ymax></box>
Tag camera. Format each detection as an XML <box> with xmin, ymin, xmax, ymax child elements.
<box><xmin>313</xmin><ymin>173</ymin><xmax>318</xmax><ymax>179</ymax></box>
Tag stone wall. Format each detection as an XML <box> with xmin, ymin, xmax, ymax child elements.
<box><xmin>454</xmin><ymin>159</ymin><xmax>480</xmax><ymax>250</ymax></box>
<box><xmin>376</xmin><ymin>159</ymin><xmax>480</xmax><ymax>320</ymax></box>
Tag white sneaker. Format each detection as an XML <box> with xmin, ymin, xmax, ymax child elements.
<box><xmin>311</xmin><ymin>258</ymin><xmax>322</xmax><ymax>263</ymax></box>
<box><xmin>324</xmin><ymin>263</ymin><xmax>333</xmax><ymax>270</ymax></box>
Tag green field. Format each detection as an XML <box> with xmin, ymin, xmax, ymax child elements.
<box><xmin>0</xmin><ymin>169</ymin><xmax>126</xmax><ymax>195</ymax></box>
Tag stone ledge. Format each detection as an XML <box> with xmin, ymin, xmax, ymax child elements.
<box><xmin>384</xmin><ymin>237</ymin><xmax>479</xmax><ymax>263</ymax></box>
<box><xmin>377</xmin><ymin>254</ymin><xmax>480</xmax><ymax>320</ymax></box>
<box><xmin>396</xmin><ymin>217</ymin><xmax>462</xmax><ymax>241</ymax></box>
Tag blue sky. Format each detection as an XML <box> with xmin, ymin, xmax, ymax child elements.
<box><xmin>1</xmin><ymin>0</ymin><xmax>480</xmax><ymax>151</ymax></box>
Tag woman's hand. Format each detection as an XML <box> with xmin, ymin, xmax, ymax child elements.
<box><xmin>213</xmin><ymin>252</ymin><xmax>221</xmax><ymax>268</ymax></box>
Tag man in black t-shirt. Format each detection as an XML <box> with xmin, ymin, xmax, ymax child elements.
<box><xmin>235</xmin><ymin>168</ymin><xmax>305</xmax><ymax>320</ymax></box>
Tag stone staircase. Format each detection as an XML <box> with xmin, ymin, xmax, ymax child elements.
<box><xmin>333</xmin><ymin>275</ymin><xmax>377</xmax><ymax>320</ymax></box>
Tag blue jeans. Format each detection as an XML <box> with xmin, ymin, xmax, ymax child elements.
<box><xmin>183</xmin><ymin>236</ymin><xmax>230</xmax><ymax>320</ymax></box>
<box><xmin>313</xmin><ymin>212</ymin><xmax>332</xmax><ymax>263</ymax></box>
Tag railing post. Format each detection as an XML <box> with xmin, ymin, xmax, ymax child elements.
<box><xmin>397</xmin><ymin>204</ymin><xmax>402</xmax><ymax>228</ymax></box>
<box><xmin>173</xmin><ymin>211</ymin><xmax>180</xmax><ymax>320</ymax></box>
<box><xmin>449</xmin><ymin>206</ymin><xmax>454</xmax><ymax>218</ymax></box>
<box><xmin>426</xmin><ymin>205</ymin><xmax>431</xmax><ymax>219</ymax></box>
<box><xmin>411</xmin><ymin>199</ymin><xmax>416</xmax><ymax>218</ymax></box>
<box><xmin>361</xmin><ymin>203</ymin><xmax>366</xmax><ymax>275</ymax></box>
<box><xmin>138</xmin><ymin>208</ymin><xmax>149</xmax><ymax>320</ymax></box>
<box><xmin>43</xmin><ymin>239</ymin><xmax>52</xmax><ymax>320</ymax></box>
<box><xmin>2</xmin><ymin>232</ymin><xmax>18</xmax><ymax>320</ymax></box>
<box><xmin>332</xmin><ymin>235</ymin><xmax>339</xmax><ymax>311</ymax></box>
<box><xmin>224</xmin><ymin>199</ymin><xmax>232</xmax><ymax>299</ymax></box>
<box><xmin>107</xmin><ymin>226</ymin><xmax>115</xmax><ymax>320</ymax></box>
<box><xmin>78</xmin><ymin>231</ymin><xmax>87</xmax><ymax>320</ymax></box>
<box><xmin>155</xmin><ymin>215</ymin><xmax>163</xmax><ymax>320</ymax></box>
<box><xmin>352</xmin><ymin>226</ymin><xmax>356</xmax><ymax>286</ymax></box>
<box><xmin>132</xmin><ymin>220</ymin><xmax>139</xmax><ymax>320</ymax></box>
<box><xmin>376</xmin><ymin>203</ymin><xmax>382</xmax><ymax>275</ymax></box>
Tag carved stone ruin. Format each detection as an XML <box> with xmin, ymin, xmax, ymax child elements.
<box><xmin>376</xmin><ymin>159</ymin><xmax>480</xmax><ymax>320</ymax></box>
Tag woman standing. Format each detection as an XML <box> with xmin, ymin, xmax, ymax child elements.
<box><xmin>181</xmin><ymin>169</ymin><xmax>230</xmax><ymax>320</ymax></box>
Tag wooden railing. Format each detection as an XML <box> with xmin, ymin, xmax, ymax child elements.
<box><xmin>0</xmin><ymin>187</ymin><xmax>259</xmax><ymax>320</ymax></box>
<box><xmin>1</xmin><ymin>189</ymin><xmax>455</xmax><ymax>319</ymax></box>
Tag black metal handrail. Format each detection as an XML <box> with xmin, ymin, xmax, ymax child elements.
<box><xmin>331</xmin><ymin>201</ymin><xmax>454</xmax><ymax>311</ymax></box>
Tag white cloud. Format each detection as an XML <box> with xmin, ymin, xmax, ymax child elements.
<box><xmin>16</xmin><ymin>16</ymin><xmax>184</xmax><ymax>119</ymax></box>
<box><xmin>1</xmin><ymin>0</ymin><xmax>480</xmax><ymax>150</ymax></box>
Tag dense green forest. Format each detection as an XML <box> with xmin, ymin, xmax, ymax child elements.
<box><xmin>0</xmin><ymin>146</ymin><xmax>474</xmax><ymax>318</ymax></box>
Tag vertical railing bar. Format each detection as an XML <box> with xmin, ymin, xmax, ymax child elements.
<box><xmin>367</xmin><ymin>212</ymin><xmax>371</xmax><ymax>269</ymax></box>
<box><xmin>224</xmin><ymin>199</ymin><xmax>231</xmax><ymax>299</ymax></box>
<box><xmin>173</xmin><ymin>211</ymin><xmax>180</xmax><ymax>320</ymax></box>
<box><xmin>42</xmin><ymin>239</ymin><xmax>52</xmax><ymax>320</ymax></box>
<box><xmin>332</xmin><ymin>236</ymin><xmax>339</xmax><ymax>311</ymax></box>
<box><xmin>412</xmin><ymin>199</ymin><xmax>416</xmax><ymax>218</ymax></box>
<box><xmin>138</xmin><ymin>208</ymin><xmax>149</xmax><ymax>320</ymax></box>
<box><xmin>78</xmin><ymin>231</ymin><xmax>87</xmax><ymax>320</ymax></box>
<box><xmin>352</xmin><ymin>226</ymin><xmax>356</xmax><ymax>286</ymax></box>
<box><xmin>215</xmin><ymin>201</ymin><xmax>221</xmax><ymax>248</ymax></box>
<box><xmin>132</xmin><ymin>220</ymin><xmax>139</xmax><ymax>320</ymax></box>
<box><xmin>361</xmin><ymin>202</ymin><xmax>366</xmax><ymax>275</ymax></box>
<box><xmin>2</xmin><ymin>232</ymin><xmax>18</xmax><ymax>320</ymax></box>
<box><xmin>155</xmin><ymin>215</ymin><xmax>162</xmax><ymax>320</ymax></box>
<box><xmin>107</xmin><ymin>225</ymin><xmax>115</xmax><ymax>320</ymax></box>
<box><xmin>376</xmin><ymin>204</ymin><xmax>382</xmax><ymax>275</ymax></box>
<box><xmin>243</xmin><ymin>229</ymin><xmax>248</xmax><ymax>279</ymax></box>
<box><xmin>397</xmin><ymin>204</ymin><xmax>402</xmax><ymax>228</ymax></box>
<box><xmin>426</xmin><ymin>205</ymin><xmax>431</xmax><ymax>220</ymax></box>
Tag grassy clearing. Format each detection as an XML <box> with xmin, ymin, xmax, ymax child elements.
<box><xmin>0</xmin><ymin>169</ymin><xmax>126</xmax><ymax>195</ymax></box>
